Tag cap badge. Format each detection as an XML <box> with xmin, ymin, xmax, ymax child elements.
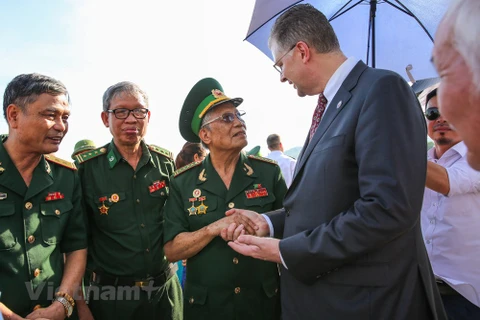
<box><xmin>212</xmin><ymin>89</ymin><xmax>226</xmax><ymax>99</ymax></box>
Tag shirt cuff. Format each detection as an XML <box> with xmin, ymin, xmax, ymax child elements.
<box><xmin>262</xmin><ymin>214</ymin><xmax>274</xmax><ymax>237</ymax></box>
<box><xmin>279</xmin><ymin>249</ymin><xmax>288</xmax><ymax>270</ymax></box>
<box><xmin>261</xmin><ymin>214</ymin><xmax>288</xmax><ymax>269</ymax></box>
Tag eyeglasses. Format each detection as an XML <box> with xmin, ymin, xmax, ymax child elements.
<box><xmin>425</xmin><ymin>107</ymin><xmax>440</xmax><ymax>121</ymax></box>
<box><xmin>273</xmin><ymin>44</ymin><xmax>296</xmax><ymax>74</ymax></box>
<box><xmin>107</xmin><ymin>108</ymin><xmax>149</xmax><ymax>119</ymax></box>
<box><xmin>201</xmin><ymin>110</ymin><xmax>246</xmax><ymax>128</ymax></box>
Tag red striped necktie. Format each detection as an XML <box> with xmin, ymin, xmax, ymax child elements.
<box><xmin>309</xmin><ymin>93</ymin><xmax>328</xmax><ymax>141</ymax></box>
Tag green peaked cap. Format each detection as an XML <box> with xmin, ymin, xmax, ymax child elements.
<box><xmin>71</xmin><ymin>139</ymin><xmax>96</xmax><ymax>159</ymax></box>
<box><xmin>179</xmin><ymin>77</ymin><xmax>243</xmax><ymax>143</ymax></box>
<box><xmin>247</xmin><ymin>145</ymin><xmax>261</xmax><ymax>157</ymax></box>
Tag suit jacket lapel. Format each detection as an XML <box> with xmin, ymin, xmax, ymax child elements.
<box><xmin>291</xmin><ymin>61</ymin><xmax>368</xmax><ymax>187</ymax></box>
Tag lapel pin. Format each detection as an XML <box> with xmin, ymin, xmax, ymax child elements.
<box><xmin>337</xmin><ymin>100</ymin><xmax>343</xmax><ymax>109</ymax></box>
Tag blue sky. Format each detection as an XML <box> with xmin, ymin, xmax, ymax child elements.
<box><xmin>0</xmin><ymin>0</ymin><xmax>319</xmax><ymax>160</ymax></box>
<box><xmin>0</xmin><ymin>0</ymin><xmax>437</xmax><ymax>160</ymax></box>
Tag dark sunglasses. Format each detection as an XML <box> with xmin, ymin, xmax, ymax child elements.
<box><xmin>425</xmin><ymin>107</ymin><xmax>440</xmax><ymax>121</ymax></box>
<box><xmin>201</xmin><ymin>110</ymin><xmax>246</xmax><ymax>128</ymax></box>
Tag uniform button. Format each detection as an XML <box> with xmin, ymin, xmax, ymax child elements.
<box><xmin>27</xmin><ymin>235</ymin><xmax>35</xmax><ymax>244</ymax></box>
<box><xmin>145</xmin><ymin>248</ymin><xmax>150</xmax><ymax>253</ymax></box>
<box><xmin>189</xmin><ymin>297</ymin><xmax>194</xmax><ymax>304</ymax></box>
<box><xmin>133</xmin><ymin>174</ymin><xmax>137</xmax><ymax>179</ymax></box>
<box><xmin>140</xmin><ymin>224</ymin><xmax>145</xmax><ymax>228</ymax></box>
<box><xmin>33</xmin><ymin>268</ymin><xmax>41</xmax><ymax>277</ymax></box>
<box><xmin>234</xmin><ymin>287</ymin><xmax>241</xmax><ymax>294</ymax></box>
<box><xmin>55</xmin><ymin>209</ymin><xmax>61</xmax><ymax>215</ymax></box>
<box><xmin>286</xmin><ymin>209</ymin><xmax>290</xmax><ymax>217</ymax></box>
<box><xmin>228</xmin><ymin>202</ymin><xmax>235</xmax><ymax>209</ymax></box>
<box><xmin>430</xmin><ymin>219</ymin><xmax>435</xmax><ymax>224</ymax></box>
<box><xmin>136</xmin><ymin>199</ymin><xmax>140</xmax><ymax>203</ymax></box>
<box><xmin>233</xmin><ymin>257</ymin><xmax>239</xmax><ymax>264</ymax></box>
<box><xmin>426</xmin><ymin>240</ymin><xmax>431</xmax><ymax>244</ymax></box>
<box><xmin>25</xmin><ymin>202</ymin><xmax>33</xmax><ymax>210</ymax></box>
<box><xmin>160</xmin><ymin>192</ymin><xmax>165</xmax><ymax>196</ymax></box>
<box><xmin>274</xmin><ymin>288</ymin><xmax>278</xmax><ymax>294</ymax></box>
<box><xmin>33</xmin><ymin>304</ymin><xmax>42</xmax><ymax>311</ymax></box>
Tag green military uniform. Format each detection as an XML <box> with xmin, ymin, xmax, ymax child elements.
<box><xmin>76</xmin><ymin>140</ymin><xmax>182</xmax><ymax>320</ymax></box>
<box><xmin>167</xmin><ymin>77</ymin><xmax>288</xmax><ymax>319</ymax></box>
<box><xmin>164</xmin><ymin>153</ymin><xmax>286</xmax><ymax>320</ymax></box>
<box><xmin>0</xmin><ymin>143</ymin><xmax>87</xmax><ymax>317</ymax></box>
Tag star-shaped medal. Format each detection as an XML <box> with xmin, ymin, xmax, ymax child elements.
<box><xmin>99</xmin><ymin>203</ymin><xmax>109</xmax><ymax>215</ymax></box>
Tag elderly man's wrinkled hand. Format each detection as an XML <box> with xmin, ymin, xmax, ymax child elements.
<box><xmin>225</xmin><ymin>209</ymin><xmax>270</xmax><ymax>237</ymax></box>
<box><xmin>220</xmin><ymin>223</ymin><xmax>246</xmax><ymax>241</ymax></box>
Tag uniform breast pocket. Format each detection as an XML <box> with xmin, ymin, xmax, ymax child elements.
<box><xmin>243</xmin><ymin>193</ymin><xmax>276</xmax><ymax>212</ymax></box>
<box><xmin>40</xmin><ymin>200</ymin><xmax>73</xmax><ymax>245</ymax></box>
<box><xmin>0</xmin><ymin>201</ymin><xmax>17</xmax><ymax>250</ymax></box>
<box><xmin>148</xmin><ymin>185</ymin><xmax>169</xmax><ymax>209</ymax></box>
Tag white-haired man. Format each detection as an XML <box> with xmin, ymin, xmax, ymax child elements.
<box><xmin>433</xmin><ymin>0</ymin><xmax>480</xmax><ymax>170</ymax></box>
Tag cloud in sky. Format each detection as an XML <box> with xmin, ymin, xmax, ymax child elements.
<box><xmin>0</xmin><ymin>0</ymin><xmax>316</xmax><ymax>160</ymax></box>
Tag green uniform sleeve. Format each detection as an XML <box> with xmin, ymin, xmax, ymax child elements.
<box><xmin>273</xmin><ymin>165</ymin><xmax>287</xmax><ymax>210</ymax></box>
<box><xmin>60</xmin><ymin>170</ymin><xmax>88</xmax><ymax>253</ymax></box>
<box><xmin>163</xmin><ymin>177</ymin><xmax>188</xmax><ymax>243</ymax></box>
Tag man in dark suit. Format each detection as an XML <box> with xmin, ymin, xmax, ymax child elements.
<box><xmin>225</xmin><ymin>4</ymin><xmax>447</xmax><ymax>320</ymax></box>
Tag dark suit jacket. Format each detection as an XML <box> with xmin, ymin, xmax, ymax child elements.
<box><xmin>268</xmin><ymin>61</ymin><xmax>447</xmax><ymax>320</ymax></box>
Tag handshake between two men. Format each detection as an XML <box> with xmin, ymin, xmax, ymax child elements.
<box><xmin>220</xmin><ymin>209</ymin><xmax>282</xmax><ymax>264</ymax></box>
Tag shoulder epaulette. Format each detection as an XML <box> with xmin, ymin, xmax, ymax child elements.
<box><xmin>248</xmin><ymin>155</ymin><xmax>278</xmax><ymax>165</ymax></box>
<box><xmin>75</xmin><ymin>147</ymin><xmax>107</xmax><ymax>164</ymax></box>
<box><xmin>149</xmin><ymin>144</ymin><xmax>173</xmax><ymax>160</ymax></box>
<box><xmin>173</xmin><ymin>161</ymin><xmax>202</xmax><ymax>177</ymax></box>
<box><xmin>45</xmin><ymin>154</ymin><xmax>77</xmax><ymax>170</ymax></box>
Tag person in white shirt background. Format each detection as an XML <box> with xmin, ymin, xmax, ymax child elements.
<box><xmin>421</xmin><ymin>88</ymin><xmax>480</xmax><ymax>319</ymax></box>
<box><xmin>265</xmin><ymin>134</ymin><xmax>296</xmax><ymax>188</ymax></box>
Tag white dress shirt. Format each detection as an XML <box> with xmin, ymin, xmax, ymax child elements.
<box><xmin>266</xmin><ymin>150</ymin><xmax>296</xmax><ymax>188</ymax></box>
<box><xmin>265</xmin><ymin>57</ymin><xmax>360</xmax><ymax>268</ymax></box>
<box><xmin>421</xmin><ymin>141</ymin><xmax>480</xmax><ymax>306</ymax></box>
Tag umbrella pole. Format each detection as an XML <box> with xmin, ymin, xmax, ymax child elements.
<box><xmin>370</xmin><ymin>0</ymin><xmax>377</xmax><ymax>68</ymax></box>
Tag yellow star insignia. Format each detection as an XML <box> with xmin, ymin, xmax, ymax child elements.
<box><xmin>196</xmin><ymin>202</ymin><xmax>208</xmax><ymax>215</ymax></box>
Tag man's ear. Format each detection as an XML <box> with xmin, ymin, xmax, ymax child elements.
<box><xmin>297</xmin><ymin>41</ymin><xmax>311</xmax><ymax>62</ymax></box>
<box><xmin>101</xmin><ymin>111</ymin><xmax>109</xmax><ymax>127</ymax></box>
<box><xmin>198</xmin><ymin>128</ymin><xmax>211</xmax><ymax>146</ymax></box>
<box><xmin>6</xmin><ymin>104</ymin><xmax>20</xmax><ymax>128</ymax></box>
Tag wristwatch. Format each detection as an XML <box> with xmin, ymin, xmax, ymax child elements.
<box><xmin>54</xmin><ymin>296</ymin><xmax>73</xmax><ymax>318</ymax></box>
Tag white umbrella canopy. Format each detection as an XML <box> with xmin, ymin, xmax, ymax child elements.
<box><xmin>245</xmin><ymin>0</ymin><xmax>450</xmax><ymax>81</ymax></box>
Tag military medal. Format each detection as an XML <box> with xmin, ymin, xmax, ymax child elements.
<box><xmin>45</xmin><ymin>192</ymin><xmax>65</xmax><ymax>201</ymax></box>
<box><xmin>0</xmin><ymin>162</ymin><xmax>4</xmax><ymax>174</ymax></box>
<box><xmin>110</xmin><ymin>193</ymin><xmax>120</xmax><ymax>203</ymax></box>
<box><xmin>196</xmin><ymin>196</ymin><xmax>208</xmax><ymax>215</ymax></box>
<box><xmin>98</xmin><ymin>196</ymin><xmax>109</xmax><ymax>215</ymax></box>
<box><xmin>245</xmin><ymin>184</ymin><xmax>269</xmax><ymax>199</ymax></box>
<box><xmin>188</xmin><ymin>198</ymin><xmax>197</xmax><ymax>216</ymax></box>
<box><xmin>193</xmin><ymin>189</ymin><xmax>202</xmax><ymax>198</ymax></box>
<box><xmin>149</xmin><ymin>180</ymin><xmax>166</xmax><ymax>193</ymax></box>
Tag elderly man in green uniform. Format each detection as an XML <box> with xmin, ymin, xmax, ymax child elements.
<box><xmin>75</xmin><ymin>81</ymin><xmax>182</xmax><ymax>320</ymax></box>
<box><xmin>0</xmin><ymin>73</ymin><xmax>87</xmax><ymax>319</ymax></box>
<box><xmin>164</xmin><ymin>78</ymin><xmax>287</xmax><ymax>320</ymax></box>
